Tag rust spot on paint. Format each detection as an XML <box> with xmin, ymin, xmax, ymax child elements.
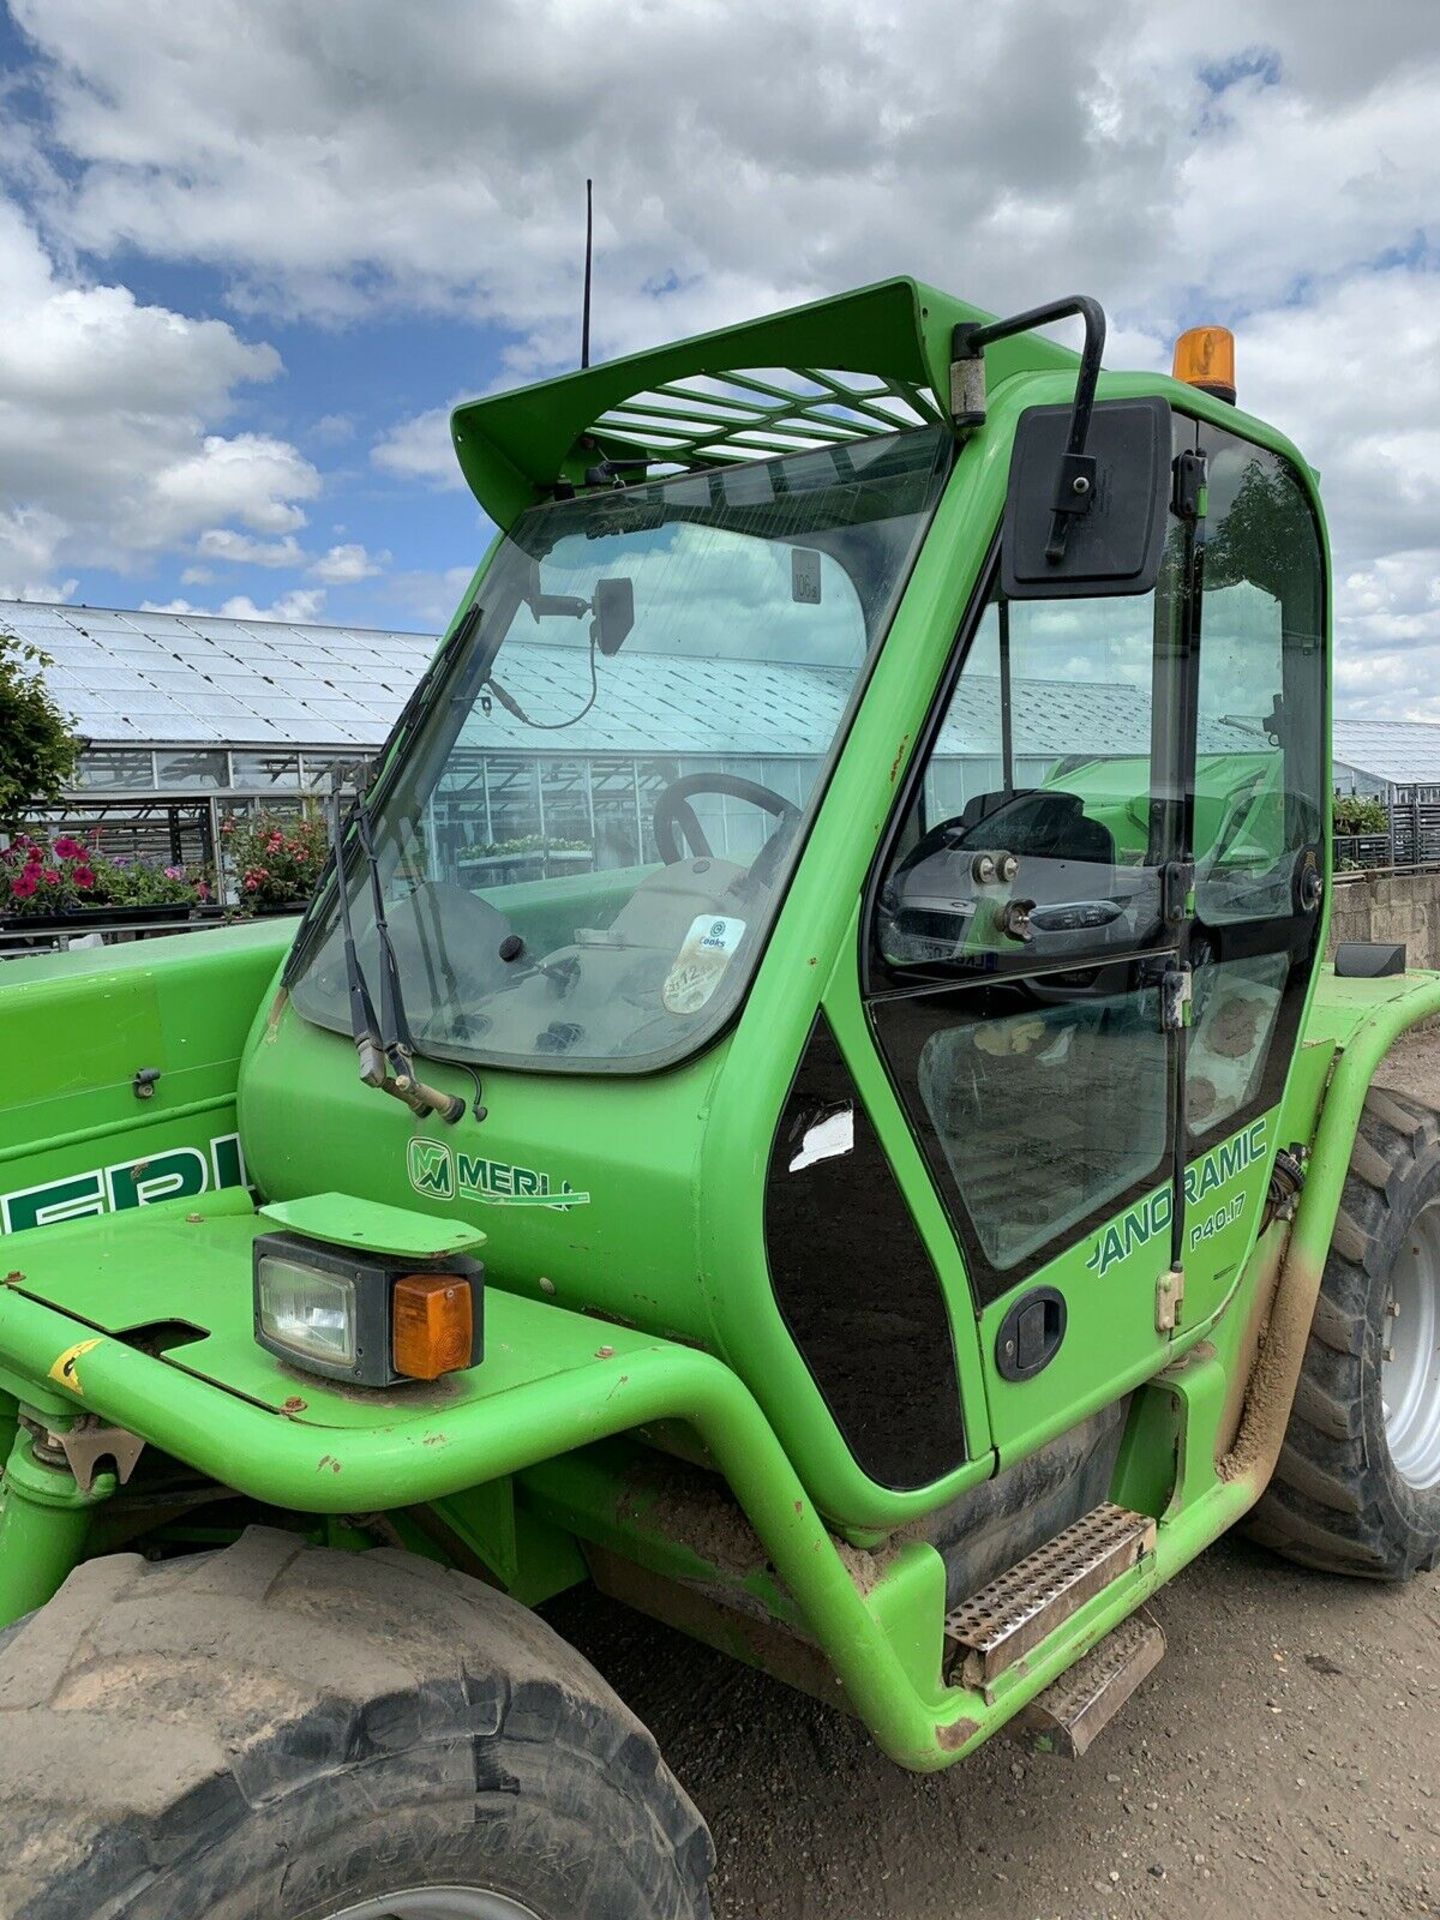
<box><xmin>888</xmin><ymin>735</ymin><xmax>911</xmax><ymax>784</ymax></box>
<box><xmin>794</xmin><ymin>1500</ymin><xmax>805</xmax><ymax>1515</ymax></box>
<box><xmin>316</xmin><ymin>1454</ymin><xmax>342</xmax><ymax>1474</ymax></box>
<box><xmin>936</xmin><ymin>1717</ymin><xmax>981</xmax><ymax>1752</ymax></box>
<box><xmin>264</xmin><ymin>988</ymin><xmax>289</xmax><ymax>1041</ymax></box>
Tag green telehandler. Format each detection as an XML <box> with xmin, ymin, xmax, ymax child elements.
<box><xmin>1</xmin><ymin>278</ymin><xmax>1437</xmax><ymax>1920</ymax></box>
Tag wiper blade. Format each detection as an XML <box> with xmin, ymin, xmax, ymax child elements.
<box><xmin>330</xmin><ymin>784</ymin><xmax>464</xmax><ymax>1124</ymax></box>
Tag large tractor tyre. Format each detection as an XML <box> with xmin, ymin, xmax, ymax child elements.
<box><xmin>1249</xmin><ymin>1085</ymin><xmax>1440</xmax><ymax>1580</ymax></box>
<box><xmin>0</xmin><ymin>1527</ymin><xmax>713</xmax><ymax>1920</ymax></box>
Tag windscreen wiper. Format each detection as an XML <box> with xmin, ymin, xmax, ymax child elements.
<box><xmin>330</xmin><ymin>784</ymin><xmax>464</xmax><ymax>1124</ymax></box>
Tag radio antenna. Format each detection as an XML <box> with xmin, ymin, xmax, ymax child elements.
<box><xmin>580</xmin><ymin>177</ymin><xmax>594</xmax><ymax>369</ymax></box>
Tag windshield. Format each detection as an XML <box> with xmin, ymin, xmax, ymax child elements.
<box><xmin>288</xmin><ymin>426</ymin><xmax>951</xmax><ymax>1072</ymax></box>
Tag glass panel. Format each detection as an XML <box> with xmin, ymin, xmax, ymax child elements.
<box><xmin>1193</xmin><ymin>438</ymin><xmax>1325</xmax><ymax>924</ymax></box>
<box><xmin>885</xmin><ymin>971</ymin><xmax>1171</xmax><ymax>1274</ymax></box>
<box><xmin>289</xmin><ymin>427</ymin><xmax>952</xmax><ymax>1072</ymax></box>
<box><xmin>73</xmin><ymin>749</ymin><xmax>154</xmax><ymax>791</ymax></box>
<box><xmin>876</xmin><ymin>581</ymin><xmax>1170</xmax><ymax>979</ymax></box>
<box><xmin>153</xmin><ymin>750</ymin><xmax>228</xmax><ymax>789</ymax></box>
<box><xmin>1187</xmin><ymin>951</ymin><xmax>1288</xmax><ymax>1138</ymax></box>
<box><xmin>230</xmin><ymin>750</ymin><xmax>303</xmax><ymax>788</ymax></box>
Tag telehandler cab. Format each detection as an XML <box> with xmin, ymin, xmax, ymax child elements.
<box><xmin>3</xmin><ymin>278</ymin><xmax>1439</xmax><ymax>1920</ymax></box>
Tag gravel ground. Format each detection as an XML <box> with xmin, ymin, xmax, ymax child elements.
<box><xmin>549</xmin><ymin>1032</ymin><xmax>1440</xmax><ymax>1920</ymax></box>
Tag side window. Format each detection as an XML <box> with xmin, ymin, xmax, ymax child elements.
<box><xmin>870</xmin><ymin>570</ymin><xmax>1181</xmax><ymax>1287</ymax></box>
<box><xmin>1187</xmin><ymin>434</ymin><xmax>1326</xmax><ymax>1140</ymax></box>
<box><xmin>876</xmin><ymin>586</ymin><xmax>1169</xmax><ymax>975</ymax></box>
<box><xmin>1193</xmin><ymin>442</ymin><xmax>1325</xmax><ymax>921</ymax></box>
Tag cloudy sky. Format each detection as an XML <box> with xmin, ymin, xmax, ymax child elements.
<box><xmin>2</xmin><ymin>0</ymin><xmax>1440</xmax><ymax>717</ymax></box>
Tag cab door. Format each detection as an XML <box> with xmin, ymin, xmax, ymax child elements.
<box><xmin>1178</xmin><ymin>424</ymin><xmax>1327</xmax><ymax>1329</ymax></box>
<box><xmin>863</xmin><ymin>435</ymin><xmax>1201</xmax><ymax>1460</ymax></box>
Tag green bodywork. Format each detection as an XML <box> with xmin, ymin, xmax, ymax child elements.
<box><xmin>1</xmin><ymin>278</ymin><xmax>1435</xmax><ymax>1772</ymax></box>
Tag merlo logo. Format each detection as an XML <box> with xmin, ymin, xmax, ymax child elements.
<box><xmin>407</xmin><ymin>1137</ymin><xmax>455</xmax><ymax>1199</ymax></box>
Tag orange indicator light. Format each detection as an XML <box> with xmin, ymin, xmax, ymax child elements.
<box><xmin>392</xmin><ymin>1273</ymin><xmax>475</xmax><ymax>1380</ymax></box>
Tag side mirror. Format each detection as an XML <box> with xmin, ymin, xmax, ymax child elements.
<box><xmin>593</xmin><ymin>576</ymin><xmax>635</xmax><ymax>655</ymax></box>
<box><xmin>1001</xmin><ymin>396</ymin><xmax>1172</xmax><ymax>599</ymax></box>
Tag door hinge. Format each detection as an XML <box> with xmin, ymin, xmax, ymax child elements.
<box><xmin>1156</xmin><ymin>1266</ymin><xmax>1185</xmax><ymax>1334</ymax></box>
<box><xmin>1172</xmin><ymin>449</ymin><xmax>1208</xmax><ymax>520</ymax></box>
<box><xmin>1161</xmin><ymin>964</ymin><xmax>1192</xmax><ymax>1032</ymax></box>
<box><xmin>1161</xmin><ymin>858</ymin><xmax>1195</xmax><ymax>931</ymax></box>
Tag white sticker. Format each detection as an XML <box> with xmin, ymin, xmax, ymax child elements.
<box><xmin>789</xmin><ymin>1107</ymin><xmax>854</xmax><ymax>1173</ymax></box>
<box><xmin>662</xmin><ymin>914</ymin><xmax>747</xmax><ymax>1015</ymax></box>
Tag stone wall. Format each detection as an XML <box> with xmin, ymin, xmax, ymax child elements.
<box><xmin>1327</xmin><ymin>870</ymin><xmax>1440</xmax><ymax>970</ymax></box>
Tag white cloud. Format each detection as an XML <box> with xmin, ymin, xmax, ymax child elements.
<box><xmin>372</xmin><ymin>405</ymin><xmax>463</xmax><ymax>489</ymax></box>
<box><xmin>310</xmin><ymin>412</ymin><xmax>356</xmax><ymax>444</ymax></box>
<box><xmin>0</xmin><ymin>194</ymin><xmax>319</xmax><ymax>585</ymax></box>
<box><xmin>379</xmin><ymin>563</ymin><xmax>475</xmax><ymax>629</ymax></box>
<box><xmin>11</xmin><ymin>0</ymin><xmax>1440</xmax><ymax>708</ymax></box>
<box><xmin>196</xmin><ymin>527</ymin><xmax>307</xmax><ymax>568</ymax></box>
<box><xmin>310</xmin><ymin>541</ymin><xmax>387</xmax><ymax>584</ymax></box>
<box><xmin>141</xmin><ymin>587</ymin><xmax>328</xmax><ymax>622</ymax></box>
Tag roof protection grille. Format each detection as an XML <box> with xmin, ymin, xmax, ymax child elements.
<box><xmin>591</xmin><ymin>365</ymin><xmax>945</xmax><ymax>468</ymax></box>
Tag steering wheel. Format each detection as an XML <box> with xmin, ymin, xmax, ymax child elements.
<box><xmin>653</xmin><ymin>773</ymin><xmax>801</xmax><ymax>880</ymax></box>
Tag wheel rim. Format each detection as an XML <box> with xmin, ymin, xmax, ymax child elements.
<box><xmin>327</xmin><ymin>1889</ymin><xmax>544</xmax><ymax>1919</ymax></box>
<box><xmin>1382</xmin><ymin>1199</ymin><xmax>1440</xmax><ymax>1489</ymax></box>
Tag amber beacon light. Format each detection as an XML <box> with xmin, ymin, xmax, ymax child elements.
<box><xmin>1172</xmin><ymin>326</ymin><xmax>1236</xmax><ymax>405</ymax></box>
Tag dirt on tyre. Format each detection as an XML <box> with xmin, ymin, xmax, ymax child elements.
<box><xmin>0</xmin><ymin>1527</ymin><xmax>713</xmax><ymax>1920</ymax></box>
<box><xmin>1250</xmin><ymin>1085</ymin><xmax>1440</xmax><ymax>1580</ymax></box>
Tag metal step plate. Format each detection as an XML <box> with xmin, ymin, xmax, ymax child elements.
<box><xmin>1014</xmin><ymin>1609</ymin><xmax>1166</xmax><ymax>1756</ymax></box>
<box><xmin>943</xmin><ymin>1501</ymin><xmax>1156</xmax><ymax>1691</ymax></box>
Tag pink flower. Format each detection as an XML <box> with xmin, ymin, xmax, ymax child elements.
<box><xmin>243</xmin><ymin>876</ymin><xmax>259</xmax><ymax>892</ymax></box>
<box><xmin>25</xmin><ymin>845</ymin><xmax>42</xmax><ymax>866</ymax></box>
<box><xmin>164</xmin><ymin>866</ymin><xmax>183</xmax><ymax>881</ymax></box>
<box><xmin>72</xmin><ymin>866</ymin><xmax>95</xmax><ymax>890</ymax></box>
<box><xmin>266</xmin><ymin>831</ymin><xmax>284</xmax><ymax>851</ymax></box>
<box><xmin>196</xmin><ymin>880</ymin><xmax>211</xmax><ymax>901</ymax></box>
<box><xmin>40</xmin><ymin>868</ymin><xmax>60</xmax><ymax>886</ymax></box>
<box><xmin>11</xmin><ymin>871</ymin><xmax>36</xmax><ymax>899</ymax></box>
<box><xmin>53</xmin><ymin>837</ymin><xmax>85</xmax><ymax>860</ymax></box>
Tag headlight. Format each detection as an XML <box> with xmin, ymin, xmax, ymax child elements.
<box><xmin>257</xmin><ymin>1256</ymin><xmax>358</xmax><ymax>1369</ymax></box>
<box><xmin>252</xmin><ymin>1229</ymin><xmax>483</xmax><ymax>1386</ymax></box>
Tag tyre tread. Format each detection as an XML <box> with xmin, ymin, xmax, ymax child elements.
<box><xmin>1249</xmin><ymin>1084</ymin><xmax>1440</xmax><ymax>1581</ymax></box>
<box><xmin>0</xmin><ymin>1530</ymin><xmax>712</xmax><ymax>1920</ymax></box>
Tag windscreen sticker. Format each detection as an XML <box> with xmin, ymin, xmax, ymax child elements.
<box><xmin>663</xmin><ymin>915</ymin><xmax>747</xmax><ymax>1016</ymax></box>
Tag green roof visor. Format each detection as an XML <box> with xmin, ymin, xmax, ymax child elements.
<box><xmin>451</xmin><ymin>276</ymin><xmax>1079</xmax><ymax>528</ymax></box>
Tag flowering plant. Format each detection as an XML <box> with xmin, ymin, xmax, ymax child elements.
<box><xmin>220</xmin><ymin>807</ymin><xmax>329</xmax><ymax>911</ymax></box>
<box><xmin>0</xmin><ymin>831</ymin><xmax>208</xmax><ymax>918</ymax></box>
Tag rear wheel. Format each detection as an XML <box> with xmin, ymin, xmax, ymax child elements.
<box><xmin>0</xmin><ymin>1527</ymin><xmax>713</xmax><ymax>1920</ymax></box>
<box><xmin>1250</xmin><ymin>1086</ymin><xmax>1440</xmax><ymax>1579</ymax></box>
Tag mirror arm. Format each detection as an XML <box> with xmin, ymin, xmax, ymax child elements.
<box><xmin>951</xmin><ymin>294</ymin><xmax>1108</xmax><ymax>563</ymax></box>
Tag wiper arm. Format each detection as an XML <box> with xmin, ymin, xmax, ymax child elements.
<box><xmin>330</xmin><ymin>785</ymin><xmax>464</xmax><ymax>1124</ymax></box>
<box><xmin>331</xmin><ymin>783</ymin><xmax>388</xmax><ymax>1091</ymax></box>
